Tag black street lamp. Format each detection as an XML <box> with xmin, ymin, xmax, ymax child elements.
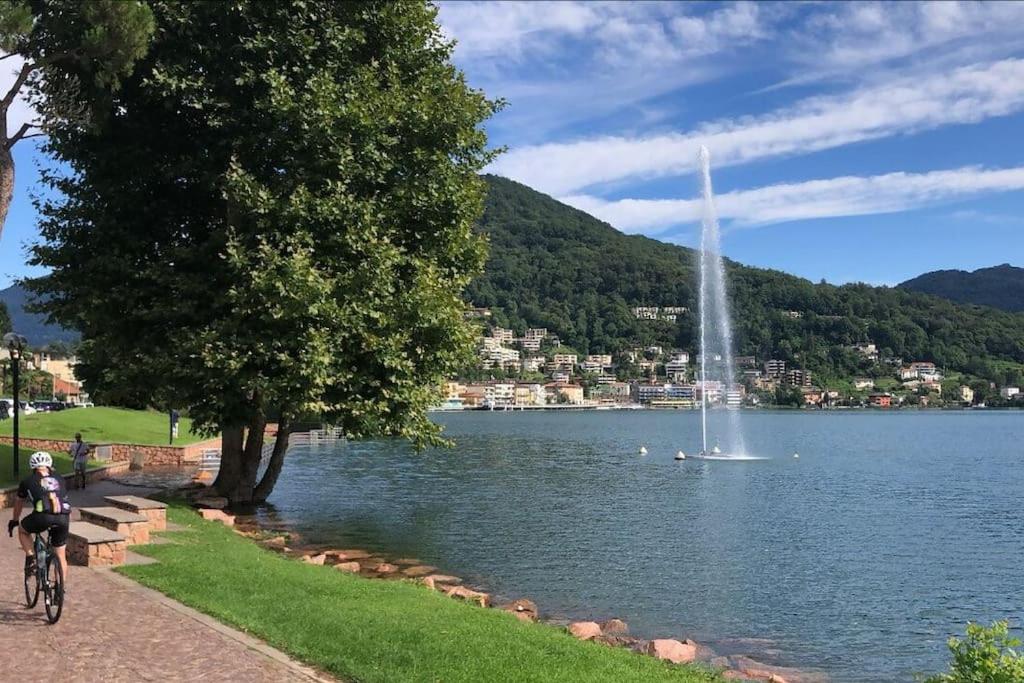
<box><xmin>4</xmin><ymin>333</ymin><xmax>28</xmax><ymax>480</ymax></box>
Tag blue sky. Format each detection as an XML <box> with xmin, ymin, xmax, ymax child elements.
<box><xmin>1</xmin><ymin>1</ymin><xmax>1022</xmax><ymax>288</ymax></box>
<box><xmin>439</xmin><ymin>0</ymin><xmax>1024</xmax><ymax>285</ymax></box>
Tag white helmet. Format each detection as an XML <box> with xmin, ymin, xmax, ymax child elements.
<box><xmin>29</xmin><ymin>451</ymin><xmax>53</xmax><ymax>469</ymax></box>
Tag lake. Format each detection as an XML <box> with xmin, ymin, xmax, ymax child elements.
<box><xmin>264</xmin><ymin>410</ymin><xmax>1024</xmax><ymax>682</ymax></box>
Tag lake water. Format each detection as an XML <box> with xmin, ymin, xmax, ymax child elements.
<box><xmin>264</xmin><ymin>410</ymin><xmax>1024</xmax><ymax>682</ymax></box>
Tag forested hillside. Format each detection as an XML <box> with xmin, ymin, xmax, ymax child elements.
<box><xmin>899</xmin><ymin>264</ymin><xmax>1024</xmax><ymax>312</ymax></box>
<box><xmin>466</xmin><ymin>175</ymin><xmax>1024</xmax><ymax>383</ymax></box>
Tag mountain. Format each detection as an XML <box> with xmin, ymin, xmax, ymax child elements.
<box><xmin>0</xmin><ymin>283</ymin><xmax>79</xmax><ymax>347</ymax></box>
<box><xmin>898</xmin><ymin>264</ymin><xmax>1024</xmax><ymax>312</ymax></box>
<box><xmin>467</xmin><ymin>175</ymin><xmax>1024</xmax><ymax>384</ymax></box>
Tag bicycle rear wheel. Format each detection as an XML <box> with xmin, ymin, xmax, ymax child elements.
<box><xmin>43</xmin><ymin>555</ymin><xmax>64</xmax><ymax>624</ymax></box>
<box><xmin>23</xmin><ymin>560</ymin><xmax>39</xmax><ymax>608</ymax></box>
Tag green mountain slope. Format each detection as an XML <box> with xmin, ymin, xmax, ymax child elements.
<box><xmin>898</xmin><ymin>264</ymin><xmax>1024</xmax><ymax>312</ymax></box>
<box><xmin>467</xmin><ymin>175</ymin><xmax>1024</xmax><ymax>383</ymax></box>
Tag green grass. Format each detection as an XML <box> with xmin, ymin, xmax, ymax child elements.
<box><xmin>0</xmin><ymin>407</ymin><xmax>204</xmax><ymax>446</ymax></box>
<box><xmin>121</xmin><ymin>505</ymin><xmax>723</xmax><ymax>683</ymax></box>
<box><xmin>0</xmin><ymin>442</ymin><xmax>102</xmax><ymax>488</ymax></box>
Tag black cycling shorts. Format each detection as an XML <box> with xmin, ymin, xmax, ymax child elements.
<box><xmin>21</xmin><ymin>512</ymin><xmax>70</xmax><ymax>547</ymax></box>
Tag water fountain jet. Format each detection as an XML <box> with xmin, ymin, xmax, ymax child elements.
<box><xmin>694</xmin><ymin>146</ymin><xmax>751</xmax><ymax>459</ymax></box>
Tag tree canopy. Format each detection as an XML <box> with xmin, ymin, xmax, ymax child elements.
<box><xmin>0</xmin><ymin>0</ymin><xmax>153</xmax><ymax>240</ymax></box>
<box><xmin>29</xmin><ymin>0</ymin><xmax>499</xmax><ymax>504</ymax></box>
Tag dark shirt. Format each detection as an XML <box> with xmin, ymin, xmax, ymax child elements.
<box><xmin>17</xmin><ymin>470</ymin><xmax>71</xmax><ymax>515</ymax></box>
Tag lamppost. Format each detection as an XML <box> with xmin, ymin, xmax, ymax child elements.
<box><xmin>4</xmin><ymin>333</ymin><xmax>28</xmax><ymax>479</ymax></box>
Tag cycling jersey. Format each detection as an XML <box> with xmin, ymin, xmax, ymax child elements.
<box><xmin>17</xmin><ymin>469</ymin><xmax>71</xmax><ymax>515</ymax></box>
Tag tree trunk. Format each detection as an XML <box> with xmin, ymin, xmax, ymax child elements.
<box><xmin>253</xmin><ymin>417</ymin><xmax>291</xmax><ymax>504</ymax></box>
<box><xmin>213</xmin><ymin>413</ymin><xmax>266</xmax><ymax>506</ymax></box>
<box><xmin>0</xmin><ymin>145</ymin><xmax>14</xmax><ymax>242</ymax></box>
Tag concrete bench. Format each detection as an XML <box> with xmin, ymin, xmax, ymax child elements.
<box><xmin>104</xmin><ymin>495</ymin><xmax>168</xmax><ymax>531</ymax></box>
<box><xmin>79</xmin><ymin>507</ymin><xmax>151</xmax><ymax>545</ymax></box>
<box><xmin>68</xmin><ymin>522</ymin><xmax>127</xmax><ymax>567</ymax></box>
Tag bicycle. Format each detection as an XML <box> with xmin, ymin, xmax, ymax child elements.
<box><xmin>7</xmin><ymin>520</ymin><xmax>64</xmax><ymax>624</ymax></box>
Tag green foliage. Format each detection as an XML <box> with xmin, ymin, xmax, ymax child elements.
<box><xmin>924</xmin><ymin>621</ymin><xmax>1024</xmax><ymax>683</ymax></box>
<box><xmin>0</xmin><ymin>300</ymin><xmax>10</xmax><ymax>336</ymax></box>
<box><xmin>29</xmin><ymin>3</ymin><xmax>498</xmax><ymax>471</ymax></box>
<box><xmin>121</xmin><ymin>504</ymin><xmax>723</xmax><ymax>683</ymax></box>
<box><xmin>901</xmin><ymin>264</ymin><xmax>1024</xmax><ymax>313</ymax></box>
<box><xmin>469</xmin><ymin>176</ymin><xmax>1024</xmax><ymax>381</ymax></box>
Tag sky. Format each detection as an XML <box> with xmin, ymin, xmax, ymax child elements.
<box><xmin>1</xmin><ymin>1</ymin><xmax>1022</xmax><ymax>289</ymax></box>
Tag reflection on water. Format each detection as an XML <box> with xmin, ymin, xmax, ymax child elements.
<box><xmin>265</xmin><ymin>410</ymin><xmax>1024</xmax><ymax>683</ymax></box>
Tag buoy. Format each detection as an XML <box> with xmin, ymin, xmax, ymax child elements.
<box><xmin>639</xmin><ymin>446</ymin><xmax>648</xmax><ymax>456</ymax></box>
<box><xmin>675</xmin><ymin>450</ymin><xmax>686</xmax><ymax>460</ymax></box>
<box><xmin>793</xmin><ymin>452</ymin><xmax>800</xmax><ymax>459</ymax></box>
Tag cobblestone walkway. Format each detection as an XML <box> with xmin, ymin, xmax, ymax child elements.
<box><xmin>0</xmin><ymin>479</ymin><xmax>319</xmax><ymax>682</ymax></box>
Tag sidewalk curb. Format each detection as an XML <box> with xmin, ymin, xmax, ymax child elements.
<box><xmin>96</xmin><ymin>568</ymin><xmax>338</xmax><ymax>683</ymax></box>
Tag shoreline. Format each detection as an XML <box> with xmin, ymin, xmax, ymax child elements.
<box><xmin>225</xmin><ymin>501</ymin><xmax>826</xmax><ymax>683</ymax></box>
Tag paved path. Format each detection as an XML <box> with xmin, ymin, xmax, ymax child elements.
<box><xmin>0</xmin><ymin>478</ymin><xmax>324</xmax><ymax>682</ymax></box>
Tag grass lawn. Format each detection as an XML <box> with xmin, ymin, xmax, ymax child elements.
<box><xmin>121</xmin><ymin>505</ymin><xmax>723</xmax><ymax>683</ymax></box>
<box><xmin>0</xmin><ymin>407</ymin><xmax>204</xmax><ymax>446</ymax></box>
<box><xmin>0</xmin><ymin>442</ymin><xmax>101</xmax><ymax>488</ymax></box>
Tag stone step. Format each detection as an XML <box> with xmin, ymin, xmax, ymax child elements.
<box><xmin>68</xmin><ymin>521</ymin><xmax>127</xmax><ymax>567</ymax></box>
<box><xmin>79</xmin><ymin>506</ymin><xmax>151</xmax><ymax>545</ymax></box>
<box><xmin>104</xmin><ymin>495</ymin><xmax>168</xmax><ymax>531</ymax></box>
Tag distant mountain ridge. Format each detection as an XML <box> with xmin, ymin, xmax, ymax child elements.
<box><xmin>0</xmin><ymin>283</ymin><xmax>80</xmax><ymax>346</ymax></box>
<box><xmin>898</xmin><ymin>264</ymin><xmax>1024</xmax><ymax>312</ymax></box>
<box><xmin>467</xmin><ymin>175</ymin><xmax>1024</xmax><ymax>382</ymax></box>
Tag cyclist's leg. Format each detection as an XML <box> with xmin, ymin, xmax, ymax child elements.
<box><xmin>17</xmin><ymin>516</ymin><xmax>36</xmax><ymax>556</ymax></box>
<box><xmin>50</xmin><ymin>517</ymin><xmax>70</xmax><ymax>586</ymax></box>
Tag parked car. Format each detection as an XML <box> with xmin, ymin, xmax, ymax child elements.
<box><xmin>3</xmin><ymin>399</ymin><xmax>35</xmax><ymax>415</ymax></box>
<box><xmin>31</xmin><ymin>400</ymin><xmax>65</xmax><ymax>412</ymax></box>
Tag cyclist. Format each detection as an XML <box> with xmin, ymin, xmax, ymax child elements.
<box><xmin>7</xmin><ymin>451</ymin><xmax>71</xmax><ymax>585</ymax></box>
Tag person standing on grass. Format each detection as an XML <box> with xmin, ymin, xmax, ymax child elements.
<box><xmin>69</xmin><ymin>433</ymin><xmax>90</xmax><ymax>490</ymax></box>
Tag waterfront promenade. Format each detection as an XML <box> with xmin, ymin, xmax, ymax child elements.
<box><xmin>0</xmin><ymin>479</ymin><xmax>325</xmax><ymax>682</ymax></box>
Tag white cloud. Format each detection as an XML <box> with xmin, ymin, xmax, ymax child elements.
<box><xmin>438</xmin><ymin>1</ymin><xmax>767</xmax><ymax>65</ymax></box>
<box><xmin>791</xmin><ymin>1</ymin><xmax>1024</xmax><ymax>71</ymax></box>
<box><xmin>490</xmin><ymin>59</ymin><xmax>1024</xmax><ymax>195</ymax></box>
<box><xmin>560</xmin><ymin>165</ymin><xmax>1024</xmax><ymax>233</ymax></box>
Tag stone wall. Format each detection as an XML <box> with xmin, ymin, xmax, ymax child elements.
<box><xmin>0</xmin><ymin>436</ymin><xmax>221</xmax><ymax>467</ymax></box>
<box><xmin>0</xmin><ymin>461</ymin><xmax>130</xmax><ymax>509</ymax></box>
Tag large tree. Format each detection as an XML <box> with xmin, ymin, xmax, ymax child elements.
<box><xmin>30</xmin><ymin>1</ymin><xmax>499</xmax><ymax>504</ymax></box>
<box><xmin>0</xmin><ymin>0</ymin><xmax>153</xmax><ymax>241</ymax></box>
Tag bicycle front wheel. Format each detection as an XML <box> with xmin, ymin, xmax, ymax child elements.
<box><xmin>23</xmin><ymin>561</ymin><xmax>40</xmax><ymax>608</ymax></box>
<box><xmin>43</xmin><ymin>555</ymin><xmax>63</xmax><ymax>624</ymax></box>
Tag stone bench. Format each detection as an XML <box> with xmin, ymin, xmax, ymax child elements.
<box><xmin>79</xmin><ymin>507</ymin><xmax>151</xmax><ymax>545</ymax></box>
<box><xmin>104</xmin><ymin>495</ymin><xmax>168</xmax><ymax>531</ymax></box>
<box><xmin>68</xmin><ymin>522</ymin><xmax>127</xmax><ymax>567</ymax></box>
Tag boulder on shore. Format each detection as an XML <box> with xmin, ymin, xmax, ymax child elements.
<box><xmin>568</xmin><ymin>621</ymin><xmax>603</xmax><ymax>641</ymax></box>
<box><xmin>194</xmin><ymin>494</ymin><xmax>229</xmax><ymax>510</ymax></box>
<box><xmin>444</xmin><ymin>585</ymin><xmax>490</xmax><ymax>607</ymax></box>
<box><xmin>329</xmin><ymin>549</ymin><xmax>371</xmax><ymax>562</ymax></box>
<box><xmin>334</xmin><ymin>561</ymin><xmax>360</xmax><ymax>573</ymax></box>
<box><xmin>374</xmin><ymin>563</ymin><xmax>398</xmax><ymax>575</ymax></box>
<box><xmin>401</xmin><ymin>565</ymin><xmax>438</xmax><ymax>578</ymax></box>
<box><xmin>301</xmin><ymin>553</ymin><xmax>327</xmax><ymax>566</ymax></box>
<box><xmin>501</xmin><ymin>598</ymin><xmax>539</xmax><ymax>622</ymax></box>
<box><xmin>199</xmin><ymin>508</ymin><xmax>235</xmax><ymax>527</ymax></box>
<box><xmin>600</xmin><ymin>618</ymin><xmax>629</xmax><ymax>636</ymax></box>
<box><xmin>644</xmin><ymin>639</ymin><xmax>697</xmax><ymax>664</ymax></box>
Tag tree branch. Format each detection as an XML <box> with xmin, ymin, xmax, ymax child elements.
<box><xmin>0</xmin><ymin>53</ymin><xmax>20</xmax><ymax>62</ymax></box>
<box><xmin>1</xmin><ymin>61</ymin><xmax>34</xmax><ymax>112</ymax></box>
<box><xmin>6</xmin><ymin>123</ymin><xmax>44</xmax><ymax>149</ymax></box>
<box><xmin>7</xmin><ymin>122</ymin><xmax>34</xmax><ymax>149</ymax></box>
